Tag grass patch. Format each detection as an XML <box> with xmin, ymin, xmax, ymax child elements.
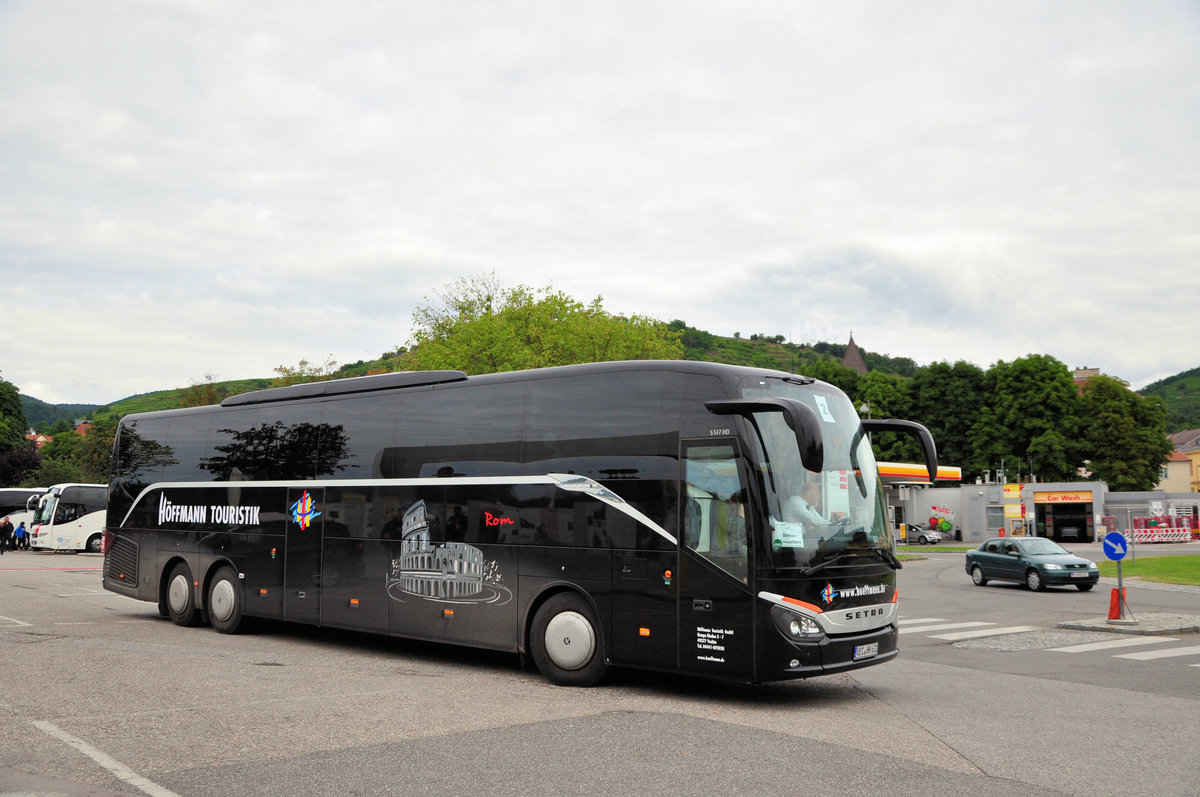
<box><xmin>896</xmin><ymin>545</ymin><xmax>973</xmax><ymax>554</ymax></box>
<box><xmin>1096</xmin><ymin>556</ymin><xmax>1200</xmax><ymax>586</ymax></box>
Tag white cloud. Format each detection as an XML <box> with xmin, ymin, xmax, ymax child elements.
<box><xmin>1</xmin><ymin>0</ymin><xmax>1197</xmax><ymax>404</ymax></box>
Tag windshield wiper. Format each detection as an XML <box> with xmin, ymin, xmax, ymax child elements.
<box><xmin>800</xmin><ymin>546</ymin><xmax>902</xmax><ymax>577</ymax></box>
<box><xmin>868</xmin><ymin>546</ymin><xmax>903</xmax><ymax>570</ymax></box>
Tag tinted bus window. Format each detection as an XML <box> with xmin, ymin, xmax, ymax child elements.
<box><xmin>383</xmin><ymin>383</ymin><xmax>525</xmax><ymax>478</ymax></box>
<box><xmin>162</xmin><ymin>413</ymin><xmax>213</xmax><ymax>484</ymax></box>
<box><xmin>524</xmin><ymin>372</ymin><xmax>679</xmax><ymax>546</ymax></box>
<box><xmin>318</xmin><ymin>395</ymin><xmax>394</xmax><ymax>479</ymax></box>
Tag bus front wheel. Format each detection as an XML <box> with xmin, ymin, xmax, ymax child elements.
<box><xmin>207</xmin><ymin>566</ymin><xmax>245</xmax><ymax>634</ymax></box>
<box><xmin>166</xmin><ymin>563</ymin><xmax>199</xmax><ymax>626</ymax></box>
<box><xmin>531</xmin><ymin>593</ymin><xmax>607</xmax><ymax>687</ymax></box>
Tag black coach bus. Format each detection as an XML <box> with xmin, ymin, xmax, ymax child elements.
<box><xmin>102</xmin><ymin>360</ymin><xmax>936</xmax><ymax>686</ymax></box>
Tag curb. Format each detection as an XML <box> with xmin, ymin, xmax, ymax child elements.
<box><xmin>1057</xmin><ymin>612</ymin><xmax>1200</xmax><ymax>635</ymax></box>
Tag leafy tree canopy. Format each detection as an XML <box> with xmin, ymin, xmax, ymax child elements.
<box><xmin>1080</xmin><ymin>374</ymin><xmax>1173</xmax><ymax>491</ymax></box>
<box><xmin>406</xmin><ymin>273</ymin><xmax>683</xmax><ymax>373</ymax></box>
<box><xmin>909</xmin><ymin>361</ymin><xmax>986</xmax><ymax>481</ymax></box>
<box><xmin>0</xmin><ymin>374</ymin><xmax>29</xmax><ymax>451</ymax></box>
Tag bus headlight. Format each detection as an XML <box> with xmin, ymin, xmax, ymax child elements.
<box><xmin>771</xmin><ymin>605</ymin><xmax>824</xmax><ymax>640</ymax></box>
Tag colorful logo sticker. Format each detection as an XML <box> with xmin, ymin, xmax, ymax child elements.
<box><xmin>820</xmin><ymin>582</ymin><xmax>837</xmax><ymax>605</ymax></box>
<box><xmin>290</xmin><ymin>491</ymin><xmax>321</xmax><ymax>530</ymax></box>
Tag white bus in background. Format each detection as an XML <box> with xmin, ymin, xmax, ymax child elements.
<box><xmin>1</xmin><ymin>488</ymin><xmax>46</xmax><ymax>534</ymax></box>
<box><xmin>30</xmin><ymin>484</ymin><xmax>107</xmax><ymax>553</ymax></box>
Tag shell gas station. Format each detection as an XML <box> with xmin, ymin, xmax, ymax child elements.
<box><xmin>879</xmin><ymin>462</ymin><xmax>1200</xmax><ymax>545</ymax></box>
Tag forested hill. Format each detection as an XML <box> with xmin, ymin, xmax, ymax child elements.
<box><xmin>19</xmin><ymin>330</ymin><xmax>1200</xmax><ymax>435</ymax></box>
<box><xmin>1140</xmin><ymin>365</ymin><xmax>1200</xmax><ymax>432</ymax></box>
<box><xmin>21</xmin><ymin>395</ymin><xmax>100</xmax><ymax>429</ymax></box>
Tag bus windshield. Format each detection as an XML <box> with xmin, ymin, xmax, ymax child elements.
<box><xmin>32</xmin><ymin>486</ymin><xmax>107</xmax><ymax>527</ymax></box>
<box><xmin>739</xmin><ymin>376</ymin><xmax>891</xmax><ymax>570</ymax></box>
<box><xmin>32</xmin><ymin>494</ymin><xmax>58</xmax><ymax>525</ymax></box>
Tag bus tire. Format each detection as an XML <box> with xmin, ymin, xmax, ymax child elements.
<box><xmin>86</xmin><ymin>534</ymin><xmax>102</xmax><ymax>553</ymax></box>
<box><xmin>207</xmin><ymin>566</ymin><xmax>245</xmax><ymax>634</ymax></box>
<box><xmin>166</xmin><ymin>562</ymin><xmax>199</xmax><ymax>626</ymax></box>
<box><xmin>530</xmin><ymin>593</ymin><xmax>607</xmax><ymax>687</ymax></box>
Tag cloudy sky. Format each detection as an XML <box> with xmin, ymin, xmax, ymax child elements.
<box><xmin>2</xmin><ymin>1</ymin><xmax>1198</xmax><ymax>405</ymax></box>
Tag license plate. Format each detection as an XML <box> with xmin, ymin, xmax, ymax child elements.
<box><xmin>853</xmin><ymin>642</ymin><xmax>879</xmax><ymax>660</ymax></box>
<box><xmin>1070</xmin><ymin>571</ymin><xmax>1089</xmax><ymax>578</ymax></box>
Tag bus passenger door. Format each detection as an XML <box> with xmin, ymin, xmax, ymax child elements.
<box><xmin>285</xmin><ymin>487</ymin><xmax>324</xmax><ymax>625</ymax></box>
<box><xmin>678</xmin><ymin>440</ymin><xmax>755</xmax><ymax>679</ymax></box>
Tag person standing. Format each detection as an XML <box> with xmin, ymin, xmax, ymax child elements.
<box><xmin>0</xmin><ymin>517</ymin><xmax>11</xmax><ymax>554</ymax></box>
<box><xmin>15</xmin><ymin>521</ymin><xmax>27</xmax><ymax>550</ymax></box>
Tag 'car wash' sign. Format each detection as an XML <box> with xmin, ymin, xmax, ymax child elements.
<box><xmin>1033</xmin><ymin>491</ymin><xmax>1093</xmax><ymax>504</ymax></box>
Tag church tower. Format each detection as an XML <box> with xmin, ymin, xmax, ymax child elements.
<box><xmin>842</xmin><ymin>334</ymin><xmax>868</xmax><ymax>375</ymax></box>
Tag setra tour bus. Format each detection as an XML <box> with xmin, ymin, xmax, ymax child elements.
<box><xmin>30</xmin><ymin>483</ymin><xmax>108</xmax><ymax>552</ymax></box>
<box><xmin>102</xmin><ymin>360</ymin><xmax>936</xmax><ymax>686</ymax></box>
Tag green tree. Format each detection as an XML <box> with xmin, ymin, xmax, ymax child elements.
<box><xmin>1080</xmin><ymin>375</ymin><xmax>1173</xmax><ymax>491</ymax></box>
<box><xmin>668</xmin><ymin>320</ymin><xmax>715</xmax><ymax>359</ymax></box>
<box><xmin>25</xmin><ymin>457</ymin><xmax>82</xmax><ymax>486</ymax></box>
<box><xmin>272</xmin><ymin>356</ymin><xmax>338</xmax><ymax>387</ymax></box>
<box><xmin>0</xmin><ymin>373</ymin><xmax>29</xmax><ymax>451</ymax></box>
<box><xmin>801</xmin><ymin>359</ymin><xmax>859</xmax><ymax>397</ymax></box>
<box><xmin>38</xmin><ymin>429</ymin><xmax>83</xmax><ymax>462</ymax></box>
<box><xmin>972</xmin><ymin>355</ymin><xmax>1083</xmax><ymax>482</ymax></box>
<box><xmin>407</xmin><ymin>273</ymin><xmax>683</xmax><ymax>373</ymax></box>
<box><xmin>910</xmin><ymin>361</ymin><xmax>986</xmax><ymax>481</ymax></box>
<box><xmin>854</xmin><ymin>371</ymin><xmax>918</xmax><ymax>461</ymax></box>
<box><xmin>181</xmin><ymin>374</ymin><xmax>224</xmax><ymax>407</ymax></box>
<box><xmin>0</xmin><ymin>444</ymin><xmax>40</xmax><ymax>485</ymax></box>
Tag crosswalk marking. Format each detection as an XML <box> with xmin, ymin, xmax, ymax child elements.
<box><xmin>899</xmin><ymin>621</ymin><xmax>994</xmax><ymax>634</ymax></box>
<box><xmin>930</xmin><ymin>625</ymin><xmax>1040</xmax><ymax>641</ymax></box>
<box><xmin>898</xmin><ymin>616</ymin><xmax>1200</xmax><ymax>667</ymax></box>
<box><xmin>1114</xmin><ymin>645</ymin><xmax>1200</xmax><ymax>661</ymax></box>
<box><xmin>1049</xmin><ymin>637</ymin><xmax>1178</xmax><ymax>653</ymax></box>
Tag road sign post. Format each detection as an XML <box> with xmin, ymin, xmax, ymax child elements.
<box><xmin>1103</xmin><ymin>532</ymin><xmax>1136</xmax><ymax>625</ymax></box>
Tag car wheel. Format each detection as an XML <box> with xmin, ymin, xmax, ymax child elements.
<box><xmin>971</xmin><ymin>564</ymin><xmax>988</xmax><ymax>586</ymax></box>
<box><xmin>530</xmin><ymin>593</ymin><xmax>607</xmax><ymax>687</ymax></box>
<box><xmin>917</xmin><ymin>535</ymin><xmax>927</xmax><ymax>545</ymax></box>
<box><xmin>166</xmin><ymin>562</ymin><xmax>199</xmax><ymax>626</ymax></box>
<box><xmin>1025</xmin><ymin>568</ymin><xmax>1046</xmax><ymax>592</ymax></box>
<box><xmin>207</xmin><ymin>565</ymin><xmax>245</xmax><ymax>634</ymax></box>
<box><xmin>1076</xmin><ymin>583</ymin><xmax>1094</xmax><ymax>592</ymax></box>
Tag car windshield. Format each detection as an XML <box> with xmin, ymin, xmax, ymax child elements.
<box><xmin>737</xmin><ymin>376</ymin><xmax>891</xmax><ymax>570</ymax></box>
<box><xmin>1021</xmin><ymin>538</ymin><xmax>1070</xmax><ymax>555</ymax></box>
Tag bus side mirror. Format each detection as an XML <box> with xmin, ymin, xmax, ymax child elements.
<box><xmin>705</xmin><ymin>398</ymin><xmax>824</xmax><ymax>473</ymax></box>
<box><xmin>861</xmin><ymin>419</ymin><xmax>939</xmax><ymax>482</ymax></box>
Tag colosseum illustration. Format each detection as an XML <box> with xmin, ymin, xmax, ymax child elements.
<box><xmin>387</xmin><ymin>500</ymin><xmax>485</xmax><ymax>600</ymax></box>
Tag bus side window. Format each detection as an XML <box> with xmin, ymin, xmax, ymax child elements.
<box><xmin>683</xmin><ymin>496</ymin><xmax>702</xmax><ymax>549</ymax></box>
<box><xmin>682</xmin><ymin>442</ymin><xmax>748</xmax><ymax>582</ymax></box>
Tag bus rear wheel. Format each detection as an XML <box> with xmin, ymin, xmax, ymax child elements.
<box><xmin>530</xmin><ymin>593</ymin><xmax>607</xmax><ymax>687</ymax></box>
<box><xmin>207</xmin><ymin>566</ymin><xmax>245</xmax><ymax>634</ymax></box>
<box><xmin>166</xmin><ymin>562</ymin><xmax>199</xmax><ymax>626</ymax></box>
<box><xmin>86</xmin><ymin>534</ymin><xmax>102</xmax><ymax>553</ymax></box>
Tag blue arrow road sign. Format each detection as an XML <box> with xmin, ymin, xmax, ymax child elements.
<box><xmin>1103</xmin><ymin>531</ymin><xmax>1128</xmax><ymax>561</ymax></box>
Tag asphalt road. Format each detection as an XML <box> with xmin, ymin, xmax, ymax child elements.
<box><xmin>2</xmin><ymin>545</ymin><xmax>1197</xmax><ymax>797</ymax></box>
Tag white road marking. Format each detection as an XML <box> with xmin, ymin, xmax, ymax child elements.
<box><xmin>899</xmin><ymin>621</ymin><xmax>994</xmax><ymax>634</ymax></box>
<box><xmin>32</xmin><ymin>720</ymin><xmax>182</xmax><ymax>797</ymax></box>
<box><xmin>929</xmin><ymin>625</ymin><xmax>1040</xmax><ymax>641</ymax></box>
<box><xmin>0</xmin><ymin>615</ymin><xmax>32</xmax><ymax>627</ymax></box>
<box><xmin>1049</xmin><ymin>637</ymin><xmax>1178</xmax><ymax>653</ymax></box>
<box><xmin>1114</xmin><ymin>645</ymin><xmax>1200</xmax><ymax>661</ymax></box>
